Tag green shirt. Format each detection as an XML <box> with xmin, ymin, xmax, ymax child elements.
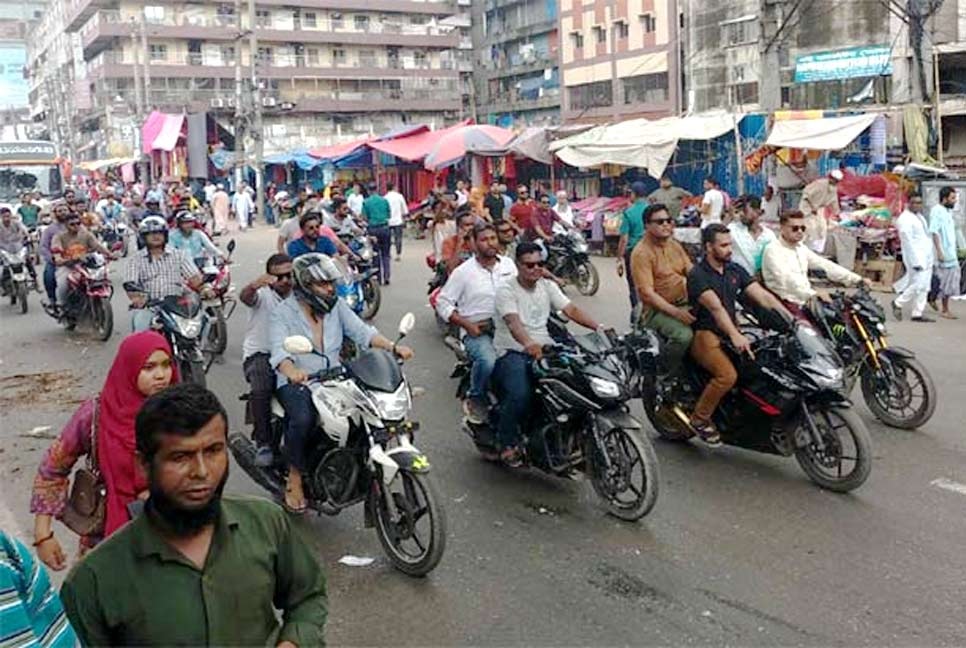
<box><xmin>362</xmin><ymin>194</ymin><xmax>391</xmax><ymax>227</ymax></box>
<box><xmin>17</xmin><ymin>204</ymin><xmax>39</xmax><ymax>227</ymax></box>
<box><xmin>620</xmin><ymin>199</ymin><xmax>649</xmax><ymax>251</ymax></box>
<box><xmin>61</xmin><ymin>496</ymin><xmax>327</xmax><ymax>647</ymax></box>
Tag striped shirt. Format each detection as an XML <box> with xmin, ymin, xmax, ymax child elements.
<box><xmin>124</xmin><ymin>246</ymin><xmax>199</xmax><ymax>300</ymax></box>
<box><xmin>0</xmin><ymin>532</ymin><xmax>76</xmax><ymax>648</ymax></box>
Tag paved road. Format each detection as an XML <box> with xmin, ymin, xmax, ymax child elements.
<box><xmin>2</xmin><ymin>227</ymin><xmax>966</xmax><ymax>646</ymax></box>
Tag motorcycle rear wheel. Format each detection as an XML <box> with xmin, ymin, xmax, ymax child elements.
<box><xmin>91</xmin><ymin>297</ymin><xmax>113</xmax><ymax>341</ymax></box>
<box><xmin>860</xmin><ymin>357</ymin><xmax>935</xmax><ymax>430</ymax></box>
<box><xmin>371</xmin><ymin>471</ymin><xmax>446</xmax><ymax>577</ymax></box>
<box><xmin>361</xmin><ymin>277</ymin><xmax>381</xmax><ymax>320</ymax></box>
<box><xmin>573</xmin><ymin>261</ymin><xmax>600</xmax><ymax>296</ymax></box>
<box><xmin>794</xmin><ymin>406</ymin><xmax>871</xmax><ymax>493</ymax></box>
<box><xmin>17</xmin><ymin>284</ymin><xmax>27</xmax><ymax>314</ymax></box>
<box><xmin>587</xmin><ymin>426</ymin><xmax>660</xmax><ymax>521</ymax></box>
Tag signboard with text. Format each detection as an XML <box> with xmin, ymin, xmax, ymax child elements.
<box><xmin>794</xmin><ymin>45</ymin><xmax>892</xmax><ymax>83</ymax></box>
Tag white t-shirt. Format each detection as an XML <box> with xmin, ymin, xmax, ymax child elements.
<box><xmin>385</xmin><ymin>190</ymin><xmax>409</xmax><ymax>227</ymax></box>
<box><xmin>455</xmin><ymin>189</ymin><xmax>468</xmax><ymax>207</ymax></box>
<box><xmin>762</xmin><ymin>193</ymin><xmax>781</xmax><ymax>222</ymax></box>
<box><xmin>701</xmin><ymin>189</ymin><xmax>725</xmax><ymax>226</ymax></box>
<box><xmin>243</xmin><ymin>286</ymin><xmax>284</xmax><ymax>360</ymax></box>
<box><xmin>278</xmin><ymin>218</ymin><xmax>302</xmax><ymax>245</ymax></box>
<box><xmin>494</xmin><ymin>277</ymin><xmax>571</xmax><ymax>354</ymax></box>
<box><xmin>347</xmin><ymin>193</ymin><xmax>364</xmax><ymax>216</ymax></box>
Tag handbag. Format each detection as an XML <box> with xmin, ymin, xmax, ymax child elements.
<box><xmin>61</xmin><ymin>398</ymin><xmax>107</xmax><ymax>537</ymax></box>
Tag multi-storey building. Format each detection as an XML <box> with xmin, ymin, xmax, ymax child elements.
<box><xmin>471</xmin><ymin>0</ymin><xmax>561</xmax><ymax>127</ymax></box>
<box><xmin>0</xmin><ymin>0</ymin><xmax>46</xmax><ymax>112</ymax></box>
<box><xmin>29</xmin><ymin>0</ymin><xmax>466</xmax><ymax>160</ymax></box>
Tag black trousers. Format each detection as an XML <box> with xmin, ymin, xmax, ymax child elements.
<box><xmin>243</xmin><ymin>353</ymin><xmax>276</xmax><ymax>447</ymax></box>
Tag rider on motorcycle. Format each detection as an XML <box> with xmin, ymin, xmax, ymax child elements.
<box><xmin>0</xmin><ymin>206</ymin><xmax>37</xmax><ymax>287</ymax></box>
<box><xmin>441</xmin><ymin>209</ymin><xmax>477</xmax><ymax>274</ymax></box>
<box><xmin>51</xmin><ymin>214</ymin><xmax>114</xmax><ymax>310</ymax></box>
<box><xmin>491</xmin><ymin>241</ymin><xmax>602</xmax><ymax>466</ymax></box>
<box><xmin>437</xmin><ymin>223</ymin><xmax>517</xmax><ymax>424</ymax></box>
<box><xmin>269</xmin><ymin>253</ymin><xmax>413</xmax><ymax>513</ymax></box>
<box><xmin>687</xmin><ymin>224</ymin><xmax>791</xmax><ymax>445</ymax></box>
<box><xmin>169</xmin><ymin>211</ymin><xmax>223</xmax><ymax>266</ymax></box>
<box><xmin>125</xmin><ymin>216</ymin><xmax>205</xmax><ymax>331</ymax></box>
<box><xmin>760</xmin><ymin>210</ymin><xmax>867</xmax><ymax>316</ymax></box>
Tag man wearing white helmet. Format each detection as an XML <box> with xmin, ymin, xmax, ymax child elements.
<box><xmin>169</xmin><ymin>211</ymin><xmax>224</xmax><ymax>265</ymax></box>
<box><xmin>125</xmin><ymin>216</ymin><xmax>205</xmax><ymax>331</ymax></box>
<box><xmin>799</xmin><ymin>169</ymin><xmax>843</xmax><ymax>253</ymax></box>
<box><xmin>268</xmin><ymin>252</ymin><xmax>413</xmax><ymax>513</ymax></box>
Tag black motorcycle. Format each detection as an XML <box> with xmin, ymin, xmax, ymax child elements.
<box><xmin>446</xmin><ymin>328</ymin><xmax>660</xmax><ymax>521</ymax></box>
<box><xmin>544</xmin><ymin>229</ymin><xmax>599</xmax><ymax>295</ymax></box>
<box><xmin>628</xmin><ymin>320</ymin><xmax>872</xmax><ymax>492</ymax></box>
<box><xmin>808</xmin><ymin>286</ymin><xmax>936</xmax><ymax>430</ymax></box>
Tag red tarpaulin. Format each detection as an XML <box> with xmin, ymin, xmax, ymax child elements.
<box><xmin>368</xmin><ymin>120</ymin><xmax>471</xmax><ymax>161</ymax></box>
<box><xmin>309</xmin><ymin>137</ymin><xmax>372</xmax><ymax>160</ymax></box>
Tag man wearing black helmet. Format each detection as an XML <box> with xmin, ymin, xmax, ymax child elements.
<box><xmin>125</xmin><ymin>215</ymin><xmax>205</xmax><ymax>331</ymax></box>
<box><xmin>269</xmin><ymin>252</ymin><xmax>413</xmax><ymax>513</ymax></box>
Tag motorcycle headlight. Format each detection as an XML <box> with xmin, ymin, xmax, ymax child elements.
<box><xmin>344</xmin><ymin>292</ymin><xmax>359</xmax><ymax>309</ymax></box>
<box><xmin>574</xmin><ymin>240</ymin><xmax>589</xmax><ymax>253</ymax></box>
<box><xmin>371</xmin><ymin>385</ymin><xmax>411</xmax><ymax>421</ymax></box>
<box><xmin>171</xmin><ymin>313</ymin><xmax>203</xmax><ymax>338</ymax></box>
<box><xmin>589</xmin><ymin>376</ymin><xmax>620</xmax><ymax>399</ymax></box>
<box><xmin>876</xmin><ymin>322</ymin><xmax>886</xmax><ymax>333</ymax></box>
<box><xmin>361</xmin><ymin>247</ymin><xmax>373</xmax><ymax>261</ymax></box>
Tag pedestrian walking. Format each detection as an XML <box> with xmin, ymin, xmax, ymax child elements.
<box><xmin>647</xmin><ymin>175</ymin><xmax>692</xmax><ymax>219</ymax></box>
<box><xmin>233</xmin><ymin>182</ymin><xmax>254</xmax><ymax>230</ymax></box>
<box><xmin>700</xmin><ymin>177</ymin><xmax>725</xmax><ymax>228</ymax></box>
<box><xmin>211</xmin><ymin>184</ymin><xmax>229</xmax><ymax>234</ymax></box>
<box><xmin>929</xmin><ymin>186</ymin><xmax>961</xmax><ymax>319</ymax></box>
<box><xmin>385</xmin><ymin>182</ymin><xmax>409</xmax><ymax>261</ymax></box>
<box><xmin>617</xmin><ymin>181</ymin><xmax>649</xmax><ymax>311</ymax></box>
<box><xmin>363</xmin><ymin>182</ymin><xmax>393</xmax><ymax>284</ymax></box>
<box><xmin>892</xmin><ymin>194</ymin><xmax>935</xmax><ymax>322</ymax></box>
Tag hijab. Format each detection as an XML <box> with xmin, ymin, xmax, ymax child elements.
<box><xmin>97</xmin><ymin>331</ymin><xmax>179</xmax><ymax>536</ymax></box>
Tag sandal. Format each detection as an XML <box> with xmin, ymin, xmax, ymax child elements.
<box><xmin>940</xmin><ymin>311</ymin><xmax>959</xmax><ymax>320</ymax></box>
<box><xmin>500</xmin><ymin>447</ymin><xmax>524</xmax><ymax>468</ymax></box>
<box><xmin>691</xmin><ymin>420</ymin><xmax>722</xmax><ymax>447</ymax></box>
<box><xmin>283</xmin><ymin>486</ymin><xmax>307</xmax><ymax>515</ymax></box>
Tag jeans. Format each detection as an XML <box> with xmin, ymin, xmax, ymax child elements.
<box><xmin>690</xmin><ymin>330</ymin><xmax>737</xmax><ymax>423</ymax></box>
<box><xmin>492</xmin><ymin>351</ymin><xmax>533</xmax><ymax>450</ymax></box>
<box><xmin>130</xmin><ymin>308</ymin><xmax>154</xmax><ymax>332</ymax></box>
<box><xmin>243</xmin><ymin>353</ymin><xmax>275</xmax><ymax>447</ymax></box>
<box><xmin>55</xmin><ymin>266</ymin><xmax>71</xmax><ymax>305</ymax></box>
<box><xmin>624</xmin><ymin>249</ymin><xmax>638</xmax><ymax>309</ymax></box>
<box><xmin>43</xmin><ymin>262</ymin><xmax>56</xmax><ymax>302</ymax></box>
<box><xmin>277</xmin><ymin>383</ymin><xmax>317</xmax><ymax>472</ymax></box>
<box><xmin>463</xmin><ymin>332</ymin><xmax>497</xmax><ymax>401</ymax></box>
<box><xmin>390</xmin><ymin>224</ymin><xmax>404</xmax><ymax>256</ymax></box>
<box><xmin>641</xmin><ymin>306</ymin><xmax>694</xmax><ymax>375</ymax></box>
<box><xmin>370</xmin><ymin>225</ymin><xmax>392</xmax><ymax>283</ymax></box>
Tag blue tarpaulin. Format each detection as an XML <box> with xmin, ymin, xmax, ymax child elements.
<box><xmin>264</xmin><ymin>149</ymin><xmax>322</xmax><ymax>170</ymax></box>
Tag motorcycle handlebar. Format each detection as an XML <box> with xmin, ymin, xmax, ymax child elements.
<box><xmin>309</xmin><ymin>366</ymin><xmax>346</xmax><ymax>382</ymax></box>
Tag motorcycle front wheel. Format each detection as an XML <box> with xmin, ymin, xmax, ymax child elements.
<box><xmin>91</xmin><ymin>297</ymin><xmax>113</xmax><ymax>341</ymax></box>
<box><xmin>361</xmin><ymin>277</ymin><xmax>381</xmax><ymax>320</ymax></box>
<box><xmin>180</xmin><ymin>357</ymin><xmax>208</xmax><ymax>388</ymax></box>
<box><xmin>371</xmin><ymin>471</ymin><xmax>446</xmax><ymax>577</ymax></box>
<box><xmin>207</xmin><ymin>308</ymin><xmax>228</xmax><ymax>356</ymax></box>
<box><xmin>860</xmin><ymin>357</ymin><xmax>936</xmax><ymax>430</ymax></box>
<box><xmin>573</xmin><ymin>260</ymin><xmax>600</xmax><ymax>296</ymax></box>
<box><xmin>586</xmin><ymin>426</ymin><xmax>660</xmax><ymax>521</ymax></box>
<box><xmin>17</xmin><ymin>283</ymin><xmax>27</xmax><ymax>314</ymax></box>
<box><xmin>794</xmin><ymin>406</ymin><xmax>872</xmax><ymax>493</ymax></box>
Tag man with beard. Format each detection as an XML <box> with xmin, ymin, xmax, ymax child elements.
<box><xmin>60</xmin><ymin>384</ymin><xmax>327</xmax><ymax>647</ymax></box>
<box><xmin>286</xmin><ymin>212</ymin><xmax>338</xmax><ymax>260</ymax></box>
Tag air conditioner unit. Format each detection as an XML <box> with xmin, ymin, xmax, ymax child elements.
<box><xmin>262</xmin><ymin>96</ymin><xmax>277</xmax><ymax>107</ymax></box>
<box><xmin>210</xmin><ymin>98</ymin><xmax>225</xmax><ymax>108</ymax></box>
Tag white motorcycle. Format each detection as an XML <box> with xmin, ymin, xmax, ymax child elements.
<box><xmin>0</xmin><ymin>247</ymin><xmax>31</xmax><ymax>314</ymax></box>
<box><xmin>230</xmin><ymin>313</ymin><xmax>447</xmax><ymax>576</ymax></box>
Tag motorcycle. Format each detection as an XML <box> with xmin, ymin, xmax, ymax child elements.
<box><xmin>50</xmin><ymin>253</ymin><xmax>114</xmax><ymax>341</ymax></box>
<box><xmin>425</xmin><ymin>253</ymin><xmax>457</xmax><ymax>337</ymax></box>
<box><xmin>340</xmin><ymin>234</ymin><xmax>381</xmax><ymax>320</ymax></box>
<box><xmin>196</xmin><ymin>239</ymin><xmax>238</xmax><ymax>358</ymax></box>
<box><xmin>230</xmin><ymin>313</ymin><xmax>447</xmax><ymax>576</ymax></box>
<box><xmin>98</xmin><ymin>220</ymin><xmax>130</xmax><ymax>257</ymax></box>
<box><xmin>628</xmin><ymin>320</ymin><xmax>872</xmax><ymax>493</ymax></box>
<box><xmin>446</xmin><ymin>327</ymin><xmax>661</xmax><ymax>521</ymax></box>
<box><xmin>544</xmin><ymin>229</ymin><xmax>599</xmax><ymax>296</ymax></box>
<box><xmin>125</xmin><ymin>284</ymin><xmax>209</xmax><ymax>386</ymax></box>
<box><xmin>808</xmin><ymin>286</ymin><xmax>936</xmax><ymax>430</ymax></box>
<box><xmin>0</xmin><ymin>247</ymin><xmax>30</xmax><ymax>314</ymax></box>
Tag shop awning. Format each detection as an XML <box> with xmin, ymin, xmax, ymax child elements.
<box><xmin>141</xmin><ymin>111</ymin><xmax>186</xmax><ymax>153</ymax></box>
<box><xmin>309</xmin><ymin>136</ymin><xmax>372</xmax><ymax>161</ymax></box>
<box><xmin>764</xmin><ymin>113</ymin><xmax>877</xmax><ymax>150</ymax></box>
<box><xmin>424</xmin><ymin>124</ymin><xmax>515</xmax><ymax>170</ymax></box>
<box><xmin>76</xmin><ymin>157</ymin><xmax>137</xmax><ymax>172</ymax></box>
<box><xmin>368</xmin><ymin>120</ymin><xmax>471</xmax><ymax>161</ymax></box>
<box><xmin>551</xmin><ymin>112</ymin><xmax>741</xmax><ymax>177</ymax></box>
<box><xmin>264</xmin><ymin>149</ymin><xmax>323</xmax><ymax>170</ymax></box>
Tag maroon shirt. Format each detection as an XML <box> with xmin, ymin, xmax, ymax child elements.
<box><xmin>526</xmin><ymin>205</ymin><xmax>554</xmax><ymax>241</ymax></box>
<box><xmin>509</xmin><ymin>201</ymin><xmax>535</xmax><ymax>231</ymax></box>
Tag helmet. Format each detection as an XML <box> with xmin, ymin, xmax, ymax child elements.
<box><xmin>175</xmin><ymin>210</ymin><xmax>197</xmax><ymax>225</ymax></box>
<box><xmin>139</xmin><ymin>215</ymin><xmax>169</xmax><ymax>244</ymax></box>
<box><xmin>293</xmin><ymin>253</ymin><xmax>344</xmax><ymax>315</ymax></box>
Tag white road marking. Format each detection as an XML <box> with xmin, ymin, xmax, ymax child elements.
<box><xmin>931</xmin><ymin>478</ymin><xmax>966</xmax><ymax>495</ymax></box>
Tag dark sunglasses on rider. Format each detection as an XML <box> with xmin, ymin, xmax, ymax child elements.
<box><xmin>522</xmin><ymin>260</ymin><xmax>546</xmax><ymax>269</ymax></box>
<box><xmin>649</xmin><ymin>217</ymin><xmax>673</xmax><ymax>225</ymax></box>
<box><xmin>789</xmin><ymin>225</ymin><xmax>807</xmax><ymax>233</ymax></box>
<box><xmin>271</xmin><ymin>271</ymin><xmax>293</xmax><ymax>281</ymax></box>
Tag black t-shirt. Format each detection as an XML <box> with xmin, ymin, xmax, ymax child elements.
<box><xmin>687</xmin><ymin>258</ymin><xmax>754</xmax><ymax>336</ymax></box>
<box><xmin>483</xmin><ymin>193</ymin><xmax>505</xmax><ymax>221</ymax></box>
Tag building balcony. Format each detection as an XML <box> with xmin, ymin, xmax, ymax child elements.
<box><xmin>478</xmin><ymin>56</ymin><xmax>558</xmax><ymax>79</ymax></box>
<box><xmin>164</xmin><ymin>0</ymin><xmax>457</xmax><ymax>15</ymax></box>
<box><xmin>482</xmin><ymin>88</ymin><xmax>561</xmax><ymax>114</ymax></box>
<box><xmin>64</xmin><ymin>0</ymin><xmax>113</xmax><ymax>33</ymax></box>
<box><xmin>87</xmin><ymin>50</ymin><xmax>459</xmax><ymax>80</ymax></box>
<box><xmin>483</xmin><ymin>17</ymin><xmax>556</xmax><ymax>43</ymax></box>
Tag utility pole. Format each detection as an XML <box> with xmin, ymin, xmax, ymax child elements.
<box><xmin>130</xmin><ymin>19</ymin><xmax>148</xmax><ymax>182</ymax></box>
<box><xmin>248</xmin><ymin>0</ymin><xmax>265</xmax><ymax>222</ymax></box>
<box><xmin>758</xmin><ymin>0</ymin><xmax>784</xmax><ymax>111</ymax></box>
<box><xmin>139</xmin><ymin>19</ymin><xmax>151</xmax><ymax>109</ymax></box>
<box><xmin>233</xmin><ymin>0</ymin><xmax>245</xmax><ymax>191</ymax></box>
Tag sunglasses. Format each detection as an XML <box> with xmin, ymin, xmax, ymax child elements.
<box><xmin>521</xmin><ymin>261</ymin><xmax>546</xmax><ymax>269</ymax></box>
<box><xmin>650</xmin><ymin>217</ymin><xmax>673</xmax><ymax>225</ymax></box>
<box><xmin>788</xmin><ymin>225</ymin><xmax>807</xmax><ymax>233</ymax></box>
<box><xmin>271</xmin><ymin>272</ymin><xmax>293</xmax><ymax>280</ymax></box>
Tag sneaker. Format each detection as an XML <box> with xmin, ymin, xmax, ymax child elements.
<box><xmin>462</xmin><ymin>398</ymin><xmax>488</xmax><ymax>425</ymax></box>
<box><xmin>254</xmin><ymin>445</ymin><xmax>276</xmax><ymax>467</ymax></box>
<box><xmin>691</xmin><ymin>419</ymin><xmax>722</xmax><ymax>446</ymax></box>
<box><xmin>911</xmin><ymin>315</ymin><xmax>935</xmax><ymax>323</ymax></box>
<box><xmin>891</xmin><ymin>300</ymin><xmax>902</xmax><ymax>321</ymax></box>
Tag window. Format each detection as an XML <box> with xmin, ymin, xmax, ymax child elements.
<box><xmin>731</xmin><ymin>82</ymin><xmax>759</xmax><ymax>105</ymax></box>
<box><xmin>257</xmin><ymin>46</ymin><xmax>273</xmax><ymax>64</ymax></box>
<box><xmin>220</xmin><ymin>45</ymin><xmax>235</xmax><ymax>64</ymax></box>
<box><xmin>571</xmin><ymin>31</ymin><xmax>584</xmax><ymax>49</ymax></box>
<box><xmin>144</xmin><ymin>5</ymin><xmax>164</xmax><ymax>23</ymax></box>
<box><xmin>622</xmin><ymin>72</ymin><xmax>669</xmax><ymax>104</ymax></box>
<box><xmin>613</xmin><ymin>21</ymin><xmax>629</xmax><ymax>40</ymax></box>
<box><xmin>414</xmin><ymin>51</ymin><xmax>428</xmax><ymax>68</ymax></box>
<box><xmin>592</xmin><ymin>25</ymin><xmax>605</xmax><ymax>44</ymax></box>
<box><xmin>640</xmin><ymin>13</ymin><xmax>656</xmax><ymax>33</ymax></box>
<box><xmin>721</xmin><ymin>18</ymin><xmax>757</xmax><ymax>46</ymax></box>
<box><xmin>148</xmin><ymin>44</ymin><xmax>167</xmax><ymax>61</ymax></box>
<box><xmin>569</xmin><ymin>80</ymin><xmax>612</xmax><ymax>110</ymax></box>
<box><xmin>306</xmin><ymin>47</ymin><xmax>319</xmax><ymax>65</ymax></box>
<box><xmin>255</xmin><ymin>9</ymin><xmax>271</xmax><ymax>27</ymax></box>
<box><xmin>359</xmin><ymin>49</ymin><xmax>377</xmax><ymax>66</ymax></box>
<box><xmin>354</xmin><ymin>15</ymin><xmax>370</xmax><ymax>31</ymax></box>
<box><xmin>303</xmin><ymin>12</ymin><xmax>317</xmax><ymax>28</ymax></box>
<box><xmin>332</xmin><ymin>48</ymin><xmax>346</xmax><ymax>65</ymax></box>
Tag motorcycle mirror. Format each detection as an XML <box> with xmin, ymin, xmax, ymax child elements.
<box><xmin>283</xmin><ymin>335</ymin><xmax>314</xmax><ymax>355</ymax></box>
<box><xmin>227</xmin><ymin>239</ymin><xmax>236</xmax><ymax>254</ymax></box>
<box><xmin>398</xmin><ymin>312</ymin><xmax>416</xmax><ymax>337</ymax></box>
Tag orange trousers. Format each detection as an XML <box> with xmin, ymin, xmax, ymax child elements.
<box><xmin>690</xmin><ymin>330</ymin><xmax>738</xmax><ymax>423</ymax></box>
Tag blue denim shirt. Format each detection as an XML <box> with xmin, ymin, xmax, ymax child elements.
<box><xmin>269</xmin><ymin>295</ymin><xmax>377</xmax><ymax>388</ymax></box>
